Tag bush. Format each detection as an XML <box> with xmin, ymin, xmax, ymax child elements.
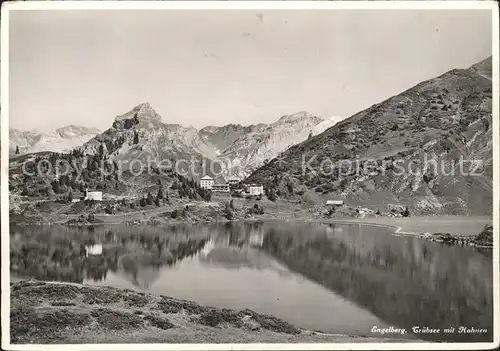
<box><xmin>328</xmin><ymin>206</ymin><xmax>335</xmax><ymax>216</ymax></box>
<box><xmin>146</xmin><ymin>192</ymin><xmax>154</xmax><ymax>206</ymax></box>
<box><xmin>224</xmin><ymin>202</ymin><xmax>234</xmax><ymax>220</ymax></box>
<box><xmin>170</xmin><ymin>209</ymin><xmax>179</xmax><ymax>219</ymax></box>
<box><xmin>423</xmin><ymin>174</ymin><xmax>432</xmax><ymax>184</ymax></box>
<box><xmin>323</xmin><ymin>183</ymin><xmax>334</xmax><ymax>192</ymax></box>
<box><xmin>157</xmin><ymin>186</ymin><xmax>164</xmax><ymax>200</ymax></box>
<box><xmin>267</xmin><ymin>191</ymin><xmax>277</xmax><ymax>202</ymax></box>
<box><xmin>402</xmin><ymin>206</ymin><xmax>410</xmax><ymax>217</ymax></box>
<box><xmin>250</xmin><ymin>203</ymin><xmax>264</xmax><ymax>215</ymax></box>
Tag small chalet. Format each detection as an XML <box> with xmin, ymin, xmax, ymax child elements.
<box><xmin>326</xmin><ymin>200</ymin><xmax>344</xmax><ymax>206</ymax></box>
<box><xmin>247</xmin><ymin>184</ymin><xmax>264</xmax><ymax>196</ymax></box>
<box><xmin>85</xmin><ymin>189</ymin><xmax>103</xmax><ymax>201</ymax></box>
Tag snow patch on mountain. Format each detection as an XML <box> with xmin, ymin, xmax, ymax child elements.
<box><xmin>10</xmin><ymin>126</ymin><xmax>101</xmax><ymax>155</ymax></box>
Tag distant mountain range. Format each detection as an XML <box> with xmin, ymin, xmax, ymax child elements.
<box><xmin>8</xmin><ymin>56</ymin><xmax>493</xmax><ymax>216</ymax></box>
<box><xmin>9</xmin><ymin>125</ymin><xmax>101</xmax><ymax>155</ymax></box>
<box><xmin>10</xmin><ymin>105</ymin><xmax>338</xmax><ymax>179</ymax></box>
<box><xmin>245</xmin><ymin>56</ymin><xmax>493</xmax><ymax>215</ymax></box>
<box><xmin>77</xmin><ymin>104</ymin><xmax>339</xmax><ymax>178</ymax></box>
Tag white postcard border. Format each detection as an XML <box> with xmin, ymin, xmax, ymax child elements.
<box><xmin>1</xmin><ymin>1</ymin><xmax>498</xmax><ymax>350</ymax></box>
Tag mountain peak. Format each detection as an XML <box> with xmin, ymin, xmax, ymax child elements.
<box><xmin>134</xmin><ymin>102</ymin><xmax>153</xmax><ymax>112</ymax></box>
<box><xmin>275</xmin><ymin>111</ymin><xmax>323</xmax><ymax>125</ymax></box>
<box><xmin>55</xmin><ymin>125</ymin><xmax>101</xmax><ymax>138</ymax></box>
<box><xmin>115</xmin><ymin>102</ymin><xmax>162</xmax><ymax>123</ymax></box>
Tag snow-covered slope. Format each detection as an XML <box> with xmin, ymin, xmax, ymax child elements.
<box><xmin>9</xmin><ymin>125</ymin><xmax>101</xmax><ymax>155</ymax></box>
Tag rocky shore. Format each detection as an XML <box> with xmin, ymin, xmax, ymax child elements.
<box><xmin>10</xmin><ymin>280</ymin><xmax>411</xmax><ymax>344</ymax></box>
<box><xmin>421</xmin><ymin>225</ymin><xmax>493</xmax><ymax>248</ymax></box>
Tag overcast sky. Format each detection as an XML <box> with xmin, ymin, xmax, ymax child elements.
<box><xmin>9</xmin><ymin>9</ymin><xmax>492</xmax><ymax>132</ymax></box>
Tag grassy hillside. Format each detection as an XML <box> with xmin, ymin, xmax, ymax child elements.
<box><xmin>9</xmin><ymin>149</ymin><xmax>212</xmax><ymax>208</ymax></box>
<box><xmin>246</xmin><ymin>58</ymin><xmax>493</xmax><ymax>215</ymax></box>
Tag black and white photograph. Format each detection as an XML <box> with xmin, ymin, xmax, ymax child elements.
<box><xmin>1</xmin><ymin>1</ymin><xmax>498</xmax><ymax>349</ymax></box>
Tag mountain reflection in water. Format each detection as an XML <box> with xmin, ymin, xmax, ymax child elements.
<box><xmin>10</xmin><ymin>221</ymin><xmax>492</xmax><ymax>341</ymax></box>
<box><xmin>260</xmin><ymin>222</ymin><xmax>493</xmax><ymax>342</ymax></box>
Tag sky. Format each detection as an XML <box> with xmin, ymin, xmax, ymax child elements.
<box><xmin>9</xmin><ymin>9</ymin><xmax>493</xmax><ymax>132</ymax></box>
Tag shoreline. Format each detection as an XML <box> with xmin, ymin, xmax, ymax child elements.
<box><xmin>9</xmin><ymin>279</ymin><xmax>415</xmax><ymax>344</ymax></box>
<box><xmin>316</xmin><ymin>216</ymin><xmax>493</xmax><ymax>248</ymax></box>
<box><xmin>12</xmin><ymin>212</ymin><xmax>492</xmax><ymax>234</ymax></box>
<box><xmin>11</xmin><ymin>213</ymin><xmax>493</xmax><ymax>248</ymax></box>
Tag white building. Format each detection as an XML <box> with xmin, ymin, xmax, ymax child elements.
<box><xmin>200</xmin><ymin>175</ymin><xmax>215</xmax><ymax>190</ymax></box>
<box><xmin>211</xmin><ymin>176</ymin><xmax>230</xmax><ymax>193</ymax></box>
<box><xmin>227</xmin><ymin>176</ymin><xmax>240</xmax><ymax>186</ymax></box>
<box><xmin>326</xmin><ymin>200</ymin><xmax>344</xmax><ymax>206</ymax></box>
<box><xmin>212</xmin><ymin>184</ymin><xmax>230</xmax><ymax>193</ymax></box>
<box><xmin>85</xmin><ymin>244</ymin><xmax>103</xmax><ymax>257</ymax></box>
<box><xmin>248</xmin><ymin>184</ymin><xmax>264</xmax><ymax>196</ymax></box>
<box><xmin>85</xmin><ymin>189</ymin><xmax>103</xmax><ymax>201</ymax></box>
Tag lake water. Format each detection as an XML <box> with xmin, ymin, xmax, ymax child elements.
<box><xmin>10</xmin><ymin>221</ymin><xmax>493</xmax><ymax>341</ymax></box>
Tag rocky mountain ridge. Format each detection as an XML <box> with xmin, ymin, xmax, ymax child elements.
<box><xmin>10</xmin><ymin>103</ymin><xmax>337</xmax><ymax>179</ymax></box>
<box><xmin>78</xmin><ymin>104</ymin><xmax>338</xmax><ymax>178</ymax></box>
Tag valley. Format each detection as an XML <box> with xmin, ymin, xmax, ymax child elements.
<box><xmin>7</xmin><ymin>56</ymin><xmax>494</xmax><ymax>344</ymax></box>
<box><xmin>6</xmin><ymin>6</ymin><xmax>496</xmax><ymax>347</ymax></box>
<box><xmin>9</xmin><ymin>57</ymin><xmax>494</xmax><ymax>227</ymax></box>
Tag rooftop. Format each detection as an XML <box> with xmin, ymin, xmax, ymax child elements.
<box><xmin>201</xmin><ymin>175</ymin><xmax>214</xmax><ymax>180</ymax></box>
<box><xmin>214</xmin><ymin>175</ymin><xmax>227</xmax><ymax>185</ymax></box>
